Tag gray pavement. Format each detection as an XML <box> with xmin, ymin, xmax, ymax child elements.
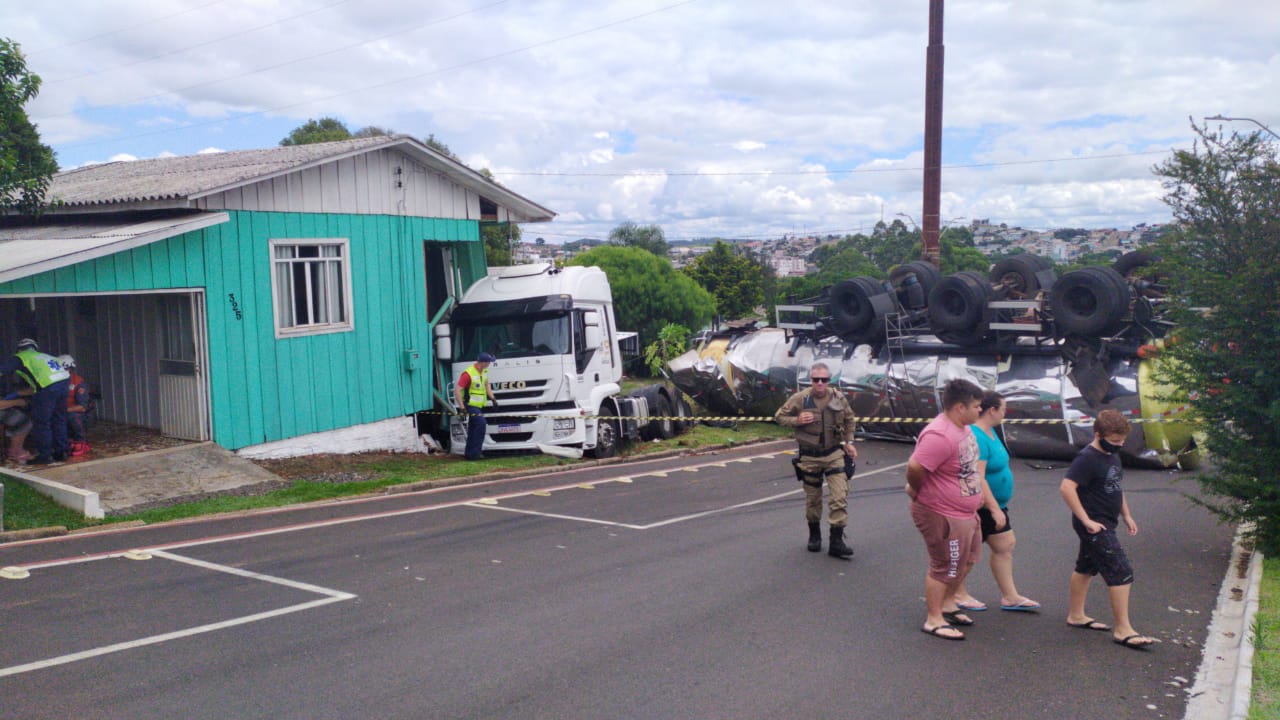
<box><xmin>0</xmin><ymin>439</ymin><xmax>1245</xmax><ymax>719</ymax></box>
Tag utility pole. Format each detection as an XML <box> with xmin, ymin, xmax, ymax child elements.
<box><xmin>921</xmin><ymin>0</ymin><xmax>945</xmax><ymax>267</ymax></box>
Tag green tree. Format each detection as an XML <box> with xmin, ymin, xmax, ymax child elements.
<box><xmin>353</xmin><ymin>125</ymin><xmax>393</xmax><ymax>138</ymax></box>
<box><xmin>1057</xmin><ymin>249</ymin><xmax>1123</xmax><ymax>275</ymax></box>
<box><xmin>280</xmin><ymin>117</ymin><xmax>352</xmax><ymax>146</ymax></box>
<box><xmin>934</xmin><ymin>236</ymin><xmax>991</xmax><ymax>274</ymax></box>
<box><xmin>778</xmin><ymin>246</ymin><xmax>881</xmax><ymax>302</ymax></box>
<box><xmin>1153</xmin><ymin>124</ymin><xmax>1280</xmax><ymax>554</ymax></box>
<box><xmin>481</xmin><ymin>222</ymin><xmax>519</xmax><ymax>266</ymax></box>
<box><xmin>569</xmin><ymin>245</ymin><xmax>714</xmax><ymax>345</ymax></box>
<box><xmin>608</xmin><ymin>222</ymin><xmax>669</xmax><ymax>257</ymax></box>
<box><xmin>683</xmin><ymin>240</ymin><xmax>766</xmax><ymax>321</ymax></box>
<box><xmin>424</xmin><ymin>133</ymin><xmax>456</xmax><ymax>159</ymax></box>
<box><xmin>1</xmin><ymin>38</ymin><xmax>58</xmax><ymax>216</ymax></box>
<box><xmin>643</xmin><ymin>322</ymin><xmax>690</xmax><ymax>377</ymax></box>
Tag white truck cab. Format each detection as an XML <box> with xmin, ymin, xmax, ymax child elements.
<box><xmin>435</xmin><ymin>263</ymin><xmax>685</xmax><ymax>457</ymax></box>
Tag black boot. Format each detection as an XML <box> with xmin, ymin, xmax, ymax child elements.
<box><xmin>807</xmin><ymin>522</ymin><xmax>822</xmax><ymax>552</ymax></box>
<box><xmin>828</xmin><ymin>525</ymin><xmax>853</xmax><ymax>559</ymax></box>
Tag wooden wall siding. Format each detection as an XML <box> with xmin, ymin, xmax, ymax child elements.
<box><xmin>195</xmin><ymin>149</ymin><xmax>486</xmax><ymax>220</ymax></box>
<box><xmin>0</xmin><ymin>296</ymin><xmax>166</xmax><ymax>429</ymax></box>
<box><xmin>0</xmin><ymin>210</ymin><xmax>481</xmax><ymax>450</ymax></box>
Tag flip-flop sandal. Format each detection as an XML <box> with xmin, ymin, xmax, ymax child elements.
<box><xmin>1067</xmin><ymin>619</ymin><xmax>1111</xmax><ymax>631</ymax></box>
<box><xmin>1001</xmin><ymin>600</ymin><xmax>1042</xmax><ymax>612</ymax></box>
<box><xmin>942</xmin><ymin>611</ymin><xmax>975</xmax><ymax>626</ymax></box>
<box><xmin>956</xmin><ymin>600</ymin><xmax>988</xmax><ymax>611</ymax></box>
<box><xmin>1114</xmin><ymin>634</ymin><xmax>1154</xmax><ymax>650</ymax></box>
<box><xmin>921</xmin><ymin>624</ymin><xmax>965</xmax><ymax>641</ymax></box>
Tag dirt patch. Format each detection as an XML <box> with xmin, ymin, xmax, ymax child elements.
<box><xmin>3</xmin><ymin>419</ymin><xmax>194</xmax><ymax>468</ymax></box>
<box><xmin>250</xmin><ymin>451</ymin><xmax>409</xmax><ymax>484</ymax></box>
<box><xmin>84</xmin><ymin>420</ymin><xmax>195</xmax><ymax>458</ymax></box>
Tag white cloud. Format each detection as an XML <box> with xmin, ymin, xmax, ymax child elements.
<box><xmin>5</xmin><ymin>0</ymin><xmax>1277</xmax><ymax>240</ymax></box>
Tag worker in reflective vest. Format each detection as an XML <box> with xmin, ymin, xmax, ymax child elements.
<box><xmin>454</xmin><ymin>352</ymin><xmax>496</xmax><ymax>460</ymax></box>
<box><xmin>0</xmin><ymin>339</ymin><xmax>71</xmax><ymax>465</ymax></box>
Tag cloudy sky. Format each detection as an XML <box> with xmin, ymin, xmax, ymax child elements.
<box><xmin>5</xmin><ymin>0</ymin><xmax>1278</xmax><ymax>241</ymax></box>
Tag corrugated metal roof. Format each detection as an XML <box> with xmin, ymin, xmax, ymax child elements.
<box><xmin>0</xmin><ymin>212</ymin><xmax>229</xmax><ymax>285</ymax></box>
<box><xmin>49</xmin><ymin>136</ymin><xmax>397</xmax><ymax>207</ymax></box>
<box><xmin>44</xmin><ymin>135</ymin><xmax>555</xmax><ymax>222</ymax></box>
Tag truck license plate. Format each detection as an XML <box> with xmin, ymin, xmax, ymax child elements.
<box><xmin>498</xmin><ymin>424</ymin><xmax>519</xmax><ymax>433</ymax></box>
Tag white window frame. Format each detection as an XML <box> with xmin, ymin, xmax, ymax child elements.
<box><xmin>269</xmin><ymin>238</ymin><xmax>355</xmax><ymax>338</ymax></box>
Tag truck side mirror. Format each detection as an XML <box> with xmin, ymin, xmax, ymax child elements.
<box><xmin>434</xmin><ymin>323</ymin><xmax>452</xmax><ymax>362</ymax></box>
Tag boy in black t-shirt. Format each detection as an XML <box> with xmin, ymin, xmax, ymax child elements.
<box><xmin>1059</xmin><ymin>409</ymin><xmax>1155</xmax><ymax>650</ymax></box>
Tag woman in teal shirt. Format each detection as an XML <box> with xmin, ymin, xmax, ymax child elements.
<box><xmin>954</xmin><ymin>391</ymin><xmax>1041</xmax><ymax>612</ymax></box>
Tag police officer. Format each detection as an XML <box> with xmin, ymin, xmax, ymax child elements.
<box><xmin>0</xmin><ymin>339</ymin><xmax>71</xmax><ymax>465</ymax></box>
<box><xmin>454</xmin><ymin>352</ymin><xmax>496</xmax><ymax>460</ymax></box>
<box><xmin>774</xmin><ymin>362</ymin><xmax>858</xmax><ymax>558</ymax></box>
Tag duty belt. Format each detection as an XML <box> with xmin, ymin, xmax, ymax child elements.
<box><xmin>797</xmin><ymin>445</ymin><xmax>842</xmax><ymax>457</ymax></box>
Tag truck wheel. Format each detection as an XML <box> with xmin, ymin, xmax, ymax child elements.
<box><xmin>589</xmin><ymin>419</ymin><xmax>620</xmax><ymax>459</ymax></box>
<box><xmin>990</xmin><ymin>255</ymin><xmax>1045</xmax><ymax>299</ymax></box>
<box><xmin>672</xmin><ymin>394</ymin><xmax>694</xmax><ymax>434</ymax></box>
<box><xmin>652</xmin><ymin>395</ymin><xmax>676</xmax><ymax>440</ymax></box>
<box><xmin>1050</xmin><ymin>266</ymin><xmax>1131</xmax><ymax>336</ymax></box>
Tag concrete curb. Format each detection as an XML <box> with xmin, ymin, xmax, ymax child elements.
<box><xmin>0</xmin><ymin>525</ymin><xmax>68</xmax><ymax>542</ymax></box>
<box><xmin>1184</xmin><ymin>524</ymin><xmax>1264</xmax><ymax>719</ymax></box>
<box><xmin>0</xmin><ymin>468</ymin><xmax>103</xmax><ymax>519</ymax></box>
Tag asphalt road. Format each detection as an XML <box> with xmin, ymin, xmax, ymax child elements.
<box><xmin>0</xmin><ymin>439</ymin><xmax>1233</xmax><ymax>720</ymax></box>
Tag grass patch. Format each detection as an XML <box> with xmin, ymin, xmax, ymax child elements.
<box><xmin>1</xmin><ymin>479</ymin><xmax>96</xmax><ymax>532</ymax></box>
<box><xmin>624</xmin><ymin>420</ymin><xmax>790</xmax><ymax>456</ymax></box>
<box><xmin>1251</xmin><ymin>555</ymin><xmax>1280</xmax><ymax>719</ymax></box>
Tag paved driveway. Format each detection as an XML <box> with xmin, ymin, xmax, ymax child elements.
<box><xmin>0</xmin><ymin>439</ymin><xmax>1232</xmax><ymax>719</ymax></box>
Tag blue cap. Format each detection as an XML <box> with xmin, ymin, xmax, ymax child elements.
<box><xmin>477</xmin><ymin>352</ymin><xmax>496</xmax><ymax>363</ymax></box>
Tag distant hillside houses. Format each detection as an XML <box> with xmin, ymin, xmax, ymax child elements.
<box><xmin>970</xmin><ymin>219</ymin><xmax>1165</xmax><ymax>261</ymax></box>
<box><xmin>505</xmin><ymin>223</ymin><xmax>1164</xmax><ymax>274</ymax></box>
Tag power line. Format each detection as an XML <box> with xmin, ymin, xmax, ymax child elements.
<box><xmin>23</xmin><ymin>0</ymin><xmax>231</xmax><ymax>56</ymax></box>
<box><xmin>53</xmin><ymin>0</ymin><xmax>701</xmax><ymax>150</ymax></box>
<box><xmin>492</xmin><ymin>149</ymin><xmax>1179</xmax><ymax>178</ymax></box>
<box><xmin>36</xmin><ymin>0</ymin><xmax>512</xmax><ymax>121</ymax></box>
<box><xmin>43</xmin><ymin>0</ymin><xmax>354</xmax><ymax>85</ymax></box>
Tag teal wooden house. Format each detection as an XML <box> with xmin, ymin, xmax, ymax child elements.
<box><xmin>0</xmin><ymin>136</ymin><xmax>553</xmax><ymax>455</ymax></box>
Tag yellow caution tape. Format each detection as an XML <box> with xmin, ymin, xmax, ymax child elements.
<box><xmin>423</xmin><ymin>409</ymin><xmax>1193</xmax><ymax>425</ymax></box>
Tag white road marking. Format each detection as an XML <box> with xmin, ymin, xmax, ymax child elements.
<box><xmin>463</xmin><ymin>503</ymin><xmax>645</xmax><ymax>529</ymax></box>
<box><xmin>10</xmin><ymin>448</ymin><xmax>892</xmax><ymax>573</ymax></box>
<box><xmin>0</xmin><ymin>550</ymin><xmax>354</xmax><ymax>679</ymax></box>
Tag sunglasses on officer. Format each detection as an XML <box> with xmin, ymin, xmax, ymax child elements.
<box><xmin>810</xmin><ymin>376</ymin><xmax>831</xmax><ymax>383</ymax></box>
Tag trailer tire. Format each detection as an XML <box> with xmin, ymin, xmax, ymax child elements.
<box><xmin>828</xmin><ymin>277</ymin><xmax>887</xmax><ymax>337</ymax></box>
<box><xmin>1113</xmin><ymin>250</ymin><xmax>1158</xmax><ymax>278</ymax></box>
<box><xmin>652</xmin><ymin>395</ymin><xmax>676</xmax><ymax>440</ymax></box>
<box><xmin>672</xmin><ymin>394</ymin><xmax>694</xmax><ymax>433</ymax></box>
<box><xmin>928</xmin><ymin>271</ymin><xmax>992</xmax><ymax>333</ymax></box>
<box><xmin>990</xmin><ymin>255</ymin><xmax>1048</xmax><ymax>299</ymax></box>
<box><xmin>1050</xmin><ymin>266</ymin><xmax>1131</xmax><ymax>336</ymax></box>
<box><xmin>889</xmin><ymin>261</ymin><xmax>941</xmax><ymax>310</ymax></box>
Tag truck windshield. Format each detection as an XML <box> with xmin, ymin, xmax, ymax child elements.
<box><xmin>456</xmin><ymin>313</ymin><xmax>571</xmax><ymax>359</ymax></box>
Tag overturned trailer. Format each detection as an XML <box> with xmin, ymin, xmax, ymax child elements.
<box><xmin>667</xmin><ymin>252</ymin><xmax>1199</xmax><ymax>469</ymax></box>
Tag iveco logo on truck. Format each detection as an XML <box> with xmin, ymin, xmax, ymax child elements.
<box><xmin>492</xmin><ymin>380</ymin><xmax>527</xmax><ymax>390</ymax></box>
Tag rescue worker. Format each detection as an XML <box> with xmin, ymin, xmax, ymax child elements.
<box><xmin>57</xmin><ymin>354</ymin><xmax>94</xmax><ymax>456</ymax></box>
<box><xmin>774</xmin><ymin>362</ymin><xmax>858</xmax><ymax>558</ymax></box>
<box><xmin>453</xmin><ymin>351</ymin><xmax>496</xmax><ymax>460</ymax></box>
<box><xmin>0</xmin><ymin>339</ymin><xmax>71</xmax><ymax>465</ymax></box>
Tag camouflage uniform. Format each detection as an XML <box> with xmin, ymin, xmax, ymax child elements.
<box><xmin>774</xmin><ymin>387</ymin><xmax>857</xmax><ymax>527</ymax></box>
